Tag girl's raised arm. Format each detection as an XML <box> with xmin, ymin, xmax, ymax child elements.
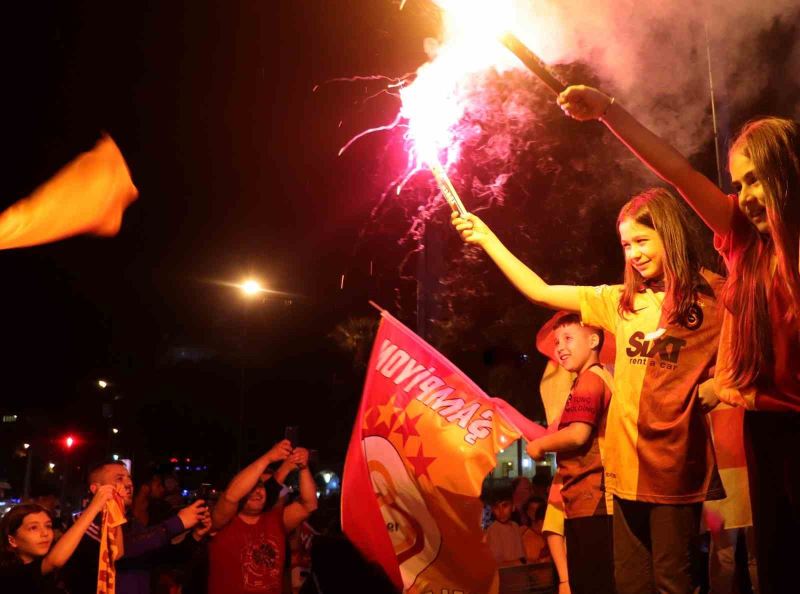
<box><xmin>452</xmin><ymin>212</ymin><xmax>581</xmax><ymax>312</ymax></box>
<box><xmin>41</xmin><ymin>485</ymin><xmax>115</xmax><ymax>574</ymax></box>
<box><xmin>559</xmin><ymin>85</ymin><xmax>733</xmax><ymax>237</ymax></box>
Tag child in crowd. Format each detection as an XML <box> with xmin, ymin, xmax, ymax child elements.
<box><xmin>485</xmin><ymin>491</ymin><xmax>526</xmax><ymax>566</ymax></box>
<box><xmin>526</xmin><ymin>314</ymin><xmax>614</xmax><ymax>594</ymax></box>
<box><xmin>0</xmin><ymin>485</ymin><xmax>117</xmax><ymax>592</ymax></box>
<box><xmin>453</xmin><ymin>186</ymin><xmax>724</xmax><ymax>594</ymax></box>
<box><xmin>510</xmin><ymin>476</ymin><xmax>534</xmax><ymax>527</ymax></box>
<box><xmin>520</xmin><ymin>496</ymin><xmax>550</xmax><ymax>563</ymax></box>
<box><xmin>558</xmin><ymin>85</ymin><xmax>800</xmax><ymax>594</ymax></box>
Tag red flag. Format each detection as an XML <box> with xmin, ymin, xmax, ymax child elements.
<box><xmin>0</xmin><ymin>136</ymin><xmax>137</xmax><ymax>250</ymax></box>
<box><xmin>342</xmin><ymin>311</ymin><xmax>545</xmax><ymax>593</ymax></box>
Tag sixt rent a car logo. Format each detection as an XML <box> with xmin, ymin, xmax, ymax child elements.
<box><xmin>625</xmin><ymin>328</ymin><xmax>687</xmax><ymax>368</ymax></box>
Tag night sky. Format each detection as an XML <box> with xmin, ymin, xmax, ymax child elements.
<box><xmin>1</xmin><ymin>1</ymin><xmax>798</xmax><ymax>491</ymax></box>
<box><xmin>0</xmin><ymin>0</ymin><xmax>450</xmax><ymax>486</ymax></box>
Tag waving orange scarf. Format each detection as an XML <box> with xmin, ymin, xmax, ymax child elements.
<box><xmin>97</xmin><ymin>494</ymin><xmax>127</xmax><ymax>594</ymax></box>
<box><xmin>1</xmin><ymin>135</ymin><xmax>137</xmax><ymax>250</ymax></box>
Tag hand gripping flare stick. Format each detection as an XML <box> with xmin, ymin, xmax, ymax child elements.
<box><xmin>428</xmin><ymin>160</ymin><xmax>468</xmax><ymax>217</ymax></box>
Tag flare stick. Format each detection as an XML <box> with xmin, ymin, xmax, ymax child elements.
<box><xmin>428</xmin><ymin>160</ymin><xmax>468</xmax><ymax>217</ymax></box>
<box><xmin>499</xmin><ymin>32</ymin><xmax>566</xmax><ymax>95</ymax></box>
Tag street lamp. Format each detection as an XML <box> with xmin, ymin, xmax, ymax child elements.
<box><xmin>232</xmin><ymin>277</ymin><xmax>266</xmax><ymax>467</ymax></box>
<box><xmin>239</xmin><ymin>279</ymin><xmax>264</xmax><ymax>296</ymax></box>
<box><xmin>98</xmin><ymin>379</ymin><xmax>108</xmax><ymax>389</ymax></box>
<box><xmin>22</xmin><ymin>442</ymin><xmax>33</xmax><ymax>499</ymax></box>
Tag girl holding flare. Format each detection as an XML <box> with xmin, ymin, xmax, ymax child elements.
<box><xmin>452</xmin><ymin>186</ymin><xmax>725</xmax><ymax>593</ymax></box>
<box><xmin>558</xmin><ymin>83</ymin><xmax>799</xmax><ymax>594</ymax></box>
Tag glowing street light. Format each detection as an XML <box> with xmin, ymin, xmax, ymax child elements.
<box><xmin>112</xmin><ymin>427</ymin><xmax>119</xmax><ymax>434</ymax></box>
<box><xmin>23</xmin><ymin>442</ymin><xmax>30</xmax><ymax>449</ymax></box>
<box><xmin>48</xmin><ymin>462</ymin><xmax>55</xmax><ymax>471</ymax></box>
<box><xmin>240</xmin><ymin>279</ymin><xmax>264</xmax><ymax>296</ymax></box>
<box><xmin>98</xmin><ymin>379</ymin><xmax>108</xmax><ymax>389</ymax></box>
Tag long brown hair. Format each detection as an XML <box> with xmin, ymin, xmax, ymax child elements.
<box><xmin>617</xmin><ymin>188</ymin><xmax>705</xmax><ymax>325</ymax></box>
<box><xmin>724</xmin><ymin>117</ymin><xmax>800</xmax><ymax>387</ymax></box>
<box><xmin>0</xmin><ymin>503</ymin><xmax>52</xmax><ymax>567</ymax></box>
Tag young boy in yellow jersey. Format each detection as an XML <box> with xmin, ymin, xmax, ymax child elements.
<box><xmin>526</xmin><ymin>313</ymin><xmax>615</xmax><ymax>594</ymax></box>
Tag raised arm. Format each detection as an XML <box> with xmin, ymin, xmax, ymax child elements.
<box><xmin>212</xmin><ymin>440</ymin><xmax>292</xmax><ymax>530</ymax></box>
<box><xmin>41</xmin><ymin>485</ymin><xmax>115</xmax><ymax>573</ymax></box>
<box><xmin>558</xmin><ymin>86</ymin><xmax>733</xmax><ymax>236</ymax></box>
<box><xmin>282</xmin><ymin>448</ymin><xmax>319</xmax><ymax>532</ymax></box>
<box><xmin>451</xmin><ymin>212</ymin><xmax>580</xmax><ymax>312</ymax></box>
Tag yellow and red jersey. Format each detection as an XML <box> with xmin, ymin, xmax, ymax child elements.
<box><xmin>578</xmin><ymin>270</ymin><xmax>725</xmax><ymax>504</ymax></box>
<box><xmin>557</xmin><ymin>365</ymin><xmax>614</xmax><ymax>518</ymax></box>
<box><xmin>713</xmin><ymin>203</ymin><xmax>800</xmax><ymax>412</ymax></box>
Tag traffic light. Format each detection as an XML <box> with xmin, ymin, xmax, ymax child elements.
<box><xmin>64</xmin><ymin>435</ymin><xmax>75</xmax><ymax>449</ymax></box>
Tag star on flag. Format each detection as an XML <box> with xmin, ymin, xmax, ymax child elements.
<box><xmin>406</xmin><ymin>443</ymin><xmax>436</xmax><ymax>480</ymax></box>
<box><xmin>394</xmin><ymin>411</ymin><xmax>422</xmax><ymax>446</ymax></box>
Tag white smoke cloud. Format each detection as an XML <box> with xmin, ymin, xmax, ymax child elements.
<box><xmin>508</xmin><ymin>0</ymin><xmax>800</xmax><ymax>156</ymax></box>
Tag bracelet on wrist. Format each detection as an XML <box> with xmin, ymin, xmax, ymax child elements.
<box><xmin>599</xmin><ymin>96</ymin><xmax>615</xmax><ymax>120</ymax></box>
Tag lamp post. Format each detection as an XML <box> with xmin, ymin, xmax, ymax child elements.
<box><xmin>22</xmin><ymin>442</ymin><xmax>32</xmax><ymax>500</ymax></box>
<box><xmin>235</xmin><ymin>278</ymin><xmax>265</xmax><ymax>467</ymax></box>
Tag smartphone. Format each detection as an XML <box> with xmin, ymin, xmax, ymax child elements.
<box><xmin>195</xmin><ymin>483</ymin><xmax>212</xmax><ymax>503</ymax></box>
<box><xmin>308</xmin><ymin>449</ymin><xmax>319</xmax><ymax>467</ymax></box>
<box><xmin>284</xmin><ymin>425</ymin><xmax>300</xmax><ymax>449</ymax></box>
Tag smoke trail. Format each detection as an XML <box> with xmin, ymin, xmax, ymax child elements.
<box><xmin>514</xmin><ymin>0</ymin><xmax>800</xmax><ymax>154</ymax></box>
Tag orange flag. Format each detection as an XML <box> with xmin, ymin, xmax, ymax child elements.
<box><xmin>342</xmin><ymin>310</ymin><xmax>546</xmax><ymax>594</ymax></box>
<box><xmin>0</xmin><ymin>136</ymin><xmax>137</xmax><ymax>250</ymax></box>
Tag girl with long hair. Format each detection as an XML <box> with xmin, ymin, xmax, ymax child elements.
<box><xmin>558</xmin><ymin>85</ymin><xmax>799</xmax><ymax>594</ymax></box>
<box><xmin>0</xmin><ymin>485</ymin><xmax>115</xmax><ymax>591</ymax></box>
<box><xmin>452</xmin><ymin>187</ymin><xmax>724</xmax><ymax>594</ymax></box>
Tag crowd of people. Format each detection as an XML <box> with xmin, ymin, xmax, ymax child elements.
<box><xmin>1</xmin><ymin>71</ymin><xmax>798</xmax><ymax>594</ymax></box>
<box><xmin>0</xmin><ymin>439</ymin><xmax>400</xmax><ymax>594</ymax></box>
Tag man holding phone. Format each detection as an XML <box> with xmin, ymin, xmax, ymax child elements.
<box><xmin>209</xmin><ymin>438</ymin><xmax>318</xmax><ymax>594</ymax></box>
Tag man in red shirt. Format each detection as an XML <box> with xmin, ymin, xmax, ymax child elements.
<box><xmin>209</xmin><ymin>440</ymin><xmax>318</xmax><ymax>594</ymax></box>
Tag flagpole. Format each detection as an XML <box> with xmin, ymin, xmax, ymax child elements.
<box><xmin>704</xmin><ymin>23</ymin><xmax>723</xmax><ymax>188</ymax></box>
<box><xmin>368</xmin><ymin>300</ymin><xmax>387</xmax><ymax>314</ymax></box>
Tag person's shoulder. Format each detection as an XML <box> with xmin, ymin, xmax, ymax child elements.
<box><xmin>574</xmin><ymin>367</ymin><xmax>606</xmax><ymax>395</ymax></box>
<box><xmin>486</xmin><ymin>520</ymin><xmax>502</xmax><ymax>532</ymax></box>
<box><xmin>586</xmin><ymin>284</ymin><xmax>624</xmax><ymax>295</ymax></box>
<box><xmin>699</xmin><ymin>267</ymin><xmax>726</xmax><ymax>294</ymax></box>
<box><xmin>0</xmin><ymin>557</ymin><xmax>42</xmax><ymax>579</ymax></box>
